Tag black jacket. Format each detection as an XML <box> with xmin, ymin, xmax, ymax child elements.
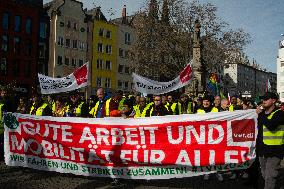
<box><xmin>257</xmin><ymin>108</ymin><xmax>284</xmax><ymax>159</ymax></box>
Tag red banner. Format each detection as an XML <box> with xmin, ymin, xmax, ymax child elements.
<box><xmin>4</xmin><ymin>110</ymin><xmax>257</xmax><ymax>179</ymax></box>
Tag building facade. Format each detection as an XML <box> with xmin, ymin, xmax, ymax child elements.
<box><xmin>89</xmin><ymin>9</ymin><xmax>117</xmax><ymax>93</ymax></box>
<box><xmin>45</xmin><ymin>0</ymin><xmax>87</xmax><ymax>78</ymax></box>
<box><xmin>112</xmin><ymin>6</ymin><xmax>136</xmax><ymax>93</ymax></box>
<box><xmin>0</xmin><ymin>0</ymin><xmax>49</xmax><ymax>93</ymax></box>
<box><xmin>224</xmin><ymin>63</ymin><xmax>277</xmax><ymax>98</ymax></box>
<box><xmin>277</xmin><ymin>40</ymin><xmax>284</xmax><ymax>102</ymax></box>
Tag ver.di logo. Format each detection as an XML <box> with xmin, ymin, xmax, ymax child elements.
<box><xmin>3</xmin><ymin>113</ymin><xmax>19</xmax><ymax>129</ymax></box>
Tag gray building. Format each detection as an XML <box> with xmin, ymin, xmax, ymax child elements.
<box><xmin>112</xmin><ymin>5</ymin><xmax>136</xmax><ymax>93</ymax></box>
<box><xmin>224</xmin><ymin>63</ymin><xmax>276</xmax><ymax>98</ymax></box>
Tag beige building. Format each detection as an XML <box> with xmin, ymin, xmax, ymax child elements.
<box><xmin>45</xmin><ymin>0</ymin><xmax>88</xmax><ymax>77</ymax></box>
<box><xmin>112</xmin><ymin>6</ymin><xmax>136</xmax><ymax>93</ymax></box>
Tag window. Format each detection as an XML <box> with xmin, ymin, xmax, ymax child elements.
<box><xmin>79</xmin><ymin>41</ymin><xmax>85</xmax><ymax>50</ymax></box>
<box><xmin>106</xmin><ymin>30</ymin><xmax>111</xmax><ymax>38</ymax></box>
<box><xmin>106</xmin><ymin>60</ymin><xmax>111</xmax><ymax>70</ymax></box>
<box><xmin>125</xmin><ymin>32</ymin><xmax>131</xmax><ymax>44</ymax></box>
<box><xmin>38</xmin><ymin>43</ymin><xmax>45</xmax><ymax>58</ymax></box>
<box><xmin>26</xmin><ymin>18</ymin><xmax>32</xmax><ymax>34</ymax></box>
<box><xmin>14</xmin><ymin>37</ymin><xmax>21</xmax><ymax>54</ymax></box>
<box><xmin>26</xmin><ymin>40</ymin><xmax>32</xmax><ymax>55</ymax></box>
<box><xmin>125</xmin><ymin>50</ymin><xmax>129</xmax><ymax>58</ymax></box>
<box><xmin>14</xmin><ymin>15</ymin><xmax>21</xmax><ymax>32</ymax></box>
<box><xmin>14</xmin><ymin>60</ymin><xmax>19</xmax><ymax>76</ymax></box>
<box><xmin>2</xmin><ymin>13</ymin><xmax>9</xmax><ymax>30</ymax></box>
<box><xmin>99</xmin><ymin>28</ymin><xmax>104</xmax><ymax>36</ymax></box>
<box><xmin>124</xmin><ymin>81</ymin><xmax>129</xmax><ymax>89</ymax></box>
<box><xmin>73</xmin><ymin>23</ymin><xmax>78</xmax><ymax>30</ymax></box>
<box><xmin>97</xmin><ymin>77</ymin><xmax>102</xmax><ymax>87</ymax></box>
<box><xmin>118</xmin><ymin>80</ymin><xmax>122</xmax><ymax>89</ymax></box>
<box><xmin>282</xmin><ymin>92</ymin><xmax>284</xmax><ymax>98</ymax></box>
<box><xmin>281</xmin><ymin>61</ymin><xmax>284</xmax><ymax>67</ymax></box>
<box><xmin>0</xmin><ymin>58</ymin><xmax>7</xmax><ymax>75</ymax></box>
<box><xmin>71</xmin><ymin>58</ymin><xmax>76</xmax><ymax>67</ymax></box>
<box><xmin>59</xmin><ymin>22</ymin><xmax>64</xmax><ymax>27</ymax></box>
<box><xmin>125</xmin><ymin>66</ymin><xmax>130</xmax><ymax>74</ymax></box>
<box><xmin>105</xmin><ymin>78</ymin><xmax>111</xmax><ymax>88</ymax></box>
<box><xmin>57</xmin><ymin>56</ymin><xmax>62</xmax><ymax>65</ymax></box>
<box><xmin>79</xmin><ymin>59</ymin><xmax>83</xmax><ymax>67</ymax></box>
<box><xmin>24</xmin><ymin>61</ymin><xmax>31</xmax><ymax>77</ymax></box>
<box><xmin>97</xmin><ymin>59</ymin><xmax>103</xmax><ymax>69</ymax></box>
<box><xmin>39</xmin><ymin>22</ymin><xmax>46</xmax><ymax>38</ymax></box>
<box><xmin>97</xmin><ymin>43</ymin><xmax>103</xmax><ymax>52</ymax></box>
<box><xmin>119</xmin><ymin>48</ymin><xmax>124</xmax><ymax>57</ymax></box>
<box><xmin>1</xmin><ymin>35</ymin><xmax>8</xmax><ymax>52</ymax></box>
<box><xmin>106</xmin><ymin>45</ymin><xmax>112</xmax><ymax>54</ymax></box>
<box><xmin>57</xmin><ymin>36</ymin><xmax>64</xmax><ymax>46</ymax></box>
<box><xmin>72</xmin><ymin>40</ymin><xmax>77</xmax><ymax>49</ymax></box>
<box><xmin>67</xmin><ymin>21</ymin><xmax>71</xmax><ymax>28</ymax></box>
<box><xmin>65</xmin><ymin>39</ymin><xmax>70</xmax><ymax>47</ymax></box>
<box><xmin>118</xmin><ymin>64</ymin><xmax>124</xmax><ymax>73</ymax></box>
<box><xmin>65</xmin><ymin>57</ymin><xmax>69</xmax><ymax>66</ymax></box>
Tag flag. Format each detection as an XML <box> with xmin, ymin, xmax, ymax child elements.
<box><xmin>206</xmin><ymin>73</ymin><xmax>219</xmax><ymax>96</ymax></box>
<box><xmin>266</xmin><ymin>79</ymin><xmax>271</xmax><ymax>92</ymax></box>
<box><xmin>228</xmin><ymin>93</ymin><xmax>231</xmax><ymax>105</ymax></box>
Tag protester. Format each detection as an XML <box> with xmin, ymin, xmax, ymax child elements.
<box><xmin>66</xmin><ymin>90</ymin><xmax>89</xmax><ymax>117</ymax></box>
<box><xmin>197</xmin><ymin>95</ymin><xmax>213</xmax><ymax>113</ymax></box>
<box><xmin>121</xmin><ymin>99</ymin><xmax>135</xmax><ymax>118</ymax></box>
<box><xmin>167</xmin><ymin>95</ymin><xmax>181</xmax><ymax>115</ymax></box>
<box><xmin>133</xmin><ymin>96</ymin><xmax>147</xmax><ymax>118</ymax></box>
<box><xmin>219</xmin><ymin>98</ymin><xmax>229</xmax><ymax>111</ymax></box>
<box><xmin>256</xmin><ymin>92</ymin><xmax>284</xmax><ymax>189</ymax></box>
<box><xmin>143</xmin><ymin>95</ymin><xmax>170</xmax><ymax>117</ymax></box>
<box><xmin>0</xmin><ymin>87</ymin><xmax>13</xmax><ymax>160</ymax></box>
<box><xmin>179</xmin><ymin>93</ymin><xmax>193</xmax><ymax>114</ymax></box>
<box><xmin>53</xmin><ymin>96</ymin><xmax>68</xmax><ymax>117</ymax></box>
<box><xmin>29</xmin><ymin>91</ymin><xmax>52</xmax><ymax>116</ymax></box>
<box><xmin>229</xmin><ymin>96</ymin><xmax>242</xmax><ymax>111</ymax></box>
<box><xmin>214</xmin><ymin>95</ymin><xmax>221</xmax><ymax>108</ymax></box>
<box><xmin>87</xmin><ymin>95</ymin><xmax>98</xmax><ymax>111</ymax></box>
<box><xmin>16</xmin><ymin>97</ymin><xmax>27</xmax><ymax>114</ymax></box>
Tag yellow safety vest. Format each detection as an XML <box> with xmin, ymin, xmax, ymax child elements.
<box><xmin>52</xmin><ymin>102</ymin><xmax>56</xmax><ymax>112</ymax></box>
<box><xmin>30</xmin><ymin>103</ymin><xmax>48</xmax><ymax>116</ymax></box>
<box><xmin>66</xmin><ymin>102</ymin><xmax>84</xmax><ymax>117</ymax></box>
<box><xmin>211</xmin><ymin>107</ymin><xmax>219</xmax><ymax>113</ymax></box>
<box><xmin>229</xmin><ymin>105</ymin><xmax>234</xmax><ymax>111</ymax></box>
<box><xmin>263</xmin><ymin>109</ymin><xmax>284</xmax><ymax>145</ymax></box>
<box><xmin>89</xmin><ymin>99</ymin><xmax>111</xmax><ymax>117</ymax></box>
<box><xmin>118</xmin><ymin>98</ymin><xmax>125</xmax><ymax>111</ymax></box>
<box><xmin>187</xmin><ymin>102</ymin><xmax>192</xmax><ymax>114</ymax></box>
<box><xmin>170</xmin><ymin>102</ymin><xmax>182</xmax><ymax>115</ymax></box>
<box><xmin>0</xmin><ymin>103</ymin><xmax>4</xmax><ymax>134</ymax></box>
<box><xmin>197</xmin><ymin>109</ymin><xmax>206</xmax><ymax>114</ymax></box>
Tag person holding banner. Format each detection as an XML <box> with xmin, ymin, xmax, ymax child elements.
<box><xmin>256</xmin><ymin>92</ymin><xmax>284</xmax><ymax>189</ymax></box>
<box><xmin>29</xmin><ymin>92</ymin><xmax>52</xmax><ymax>116</ymax></box>
<box><xmin>66</xmin><ymin>90</ymin><xmax>89</xmax><ymax>117</ymax></box>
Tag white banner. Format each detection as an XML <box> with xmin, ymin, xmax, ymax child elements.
<box><xmin>132</xmin><ymin>63</ymin><xmax>193</xmax><ymax>95</ymax></box>
<box><xmin>38</xmin><ymin>63</ymin><xmax>89</xmax><ymax>94</ymax></box>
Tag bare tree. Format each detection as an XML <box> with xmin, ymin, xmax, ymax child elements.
<box><xmin>129</xmin><ymin>0</ymin><xmax>251</xmax><ymax>80</ymax></box>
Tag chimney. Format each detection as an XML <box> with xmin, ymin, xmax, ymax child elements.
<box><xmin>122</xmin><ymin>5</ymin><xmax>127</xmax><ymax>24</ymax></box>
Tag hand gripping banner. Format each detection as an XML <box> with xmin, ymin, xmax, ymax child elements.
<box><xmin>4</xmin><ymin>110</ymin><xmax>257</xmax><ymax>179</ymax></box>
<box><xmin>38</xmin><ymin>62</ymin><xmax>89</xmax><ymax>94</ymax></box>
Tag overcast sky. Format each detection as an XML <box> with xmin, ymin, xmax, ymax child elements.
<box><xmin>43</xmin><ymin>0</ymin><xmax>284</xmax><ymax>73</ymax></box>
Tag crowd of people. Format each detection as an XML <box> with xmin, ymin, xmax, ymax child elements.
<box><xmin>0</xmin><ymin>86</ymin><xmax>284</xmax><ymax>189</ymax></box>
